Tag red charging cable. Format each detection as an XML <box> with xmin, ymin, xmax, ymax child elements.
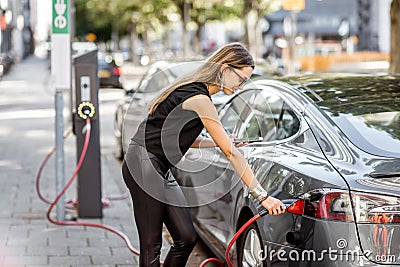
<box><xmin>36</xmin><ymin>128</ymin><xmax>73</xmax><ymax>206</ymax></box>
<box><xmin>45</xmin><ymin>118</ymin><xmax>146</xmax><ymax>261</ymax></box>
<box><xmin>40</xmin><ymin>118</ymin><xmax>267</xmax><ymax>267</ymax></box>
<box><xmin>36</xmin><ymin>127</ymin><xmax>129</xmax><ymax>209</ymax></box>
<box><xmin>225</xmin><ymin>213</ymin><xmax>263</xmax><ymax>267</ymax></box>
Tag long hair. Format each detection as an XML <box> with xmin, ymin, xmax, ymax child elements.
<box><xmin>148</xmin><ymin>42</ymin><xmax>255</xmax><ymax>115</ymax></box>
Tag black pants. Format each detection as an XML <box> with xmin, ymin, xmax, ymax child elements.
<box><xmin>122</xmin><ymin>143</ymin><xmax>197</xmax><ymax>267</ymax></box>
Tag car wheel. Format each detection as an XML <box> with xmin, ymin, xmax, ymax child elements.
<box><xmin>238</xmin><ymin>223</ymin><xmax>265</xmax><ymax>267</ymax></box>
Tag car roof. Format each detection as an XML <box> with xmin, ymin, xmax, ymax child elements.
<box><xmin>147</xmin><ymin>60</ymin><xmax>203</xmax><ymax>76</ymax></box>
<box><xmin>276</xmin><ymin>73</ymin><xmax>400</xmax><ymax>115</ymax></box>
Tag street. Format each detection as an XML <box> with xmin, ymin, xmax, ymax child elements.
<box><xmin>0</xmin><ymin>56</ymin><xmax>217</xmax><ymax>266</ymax></box>
<box><xmin>0</xmin><ymin>0</ymin><xmax>398</xmax><ymax>265</ymax></box>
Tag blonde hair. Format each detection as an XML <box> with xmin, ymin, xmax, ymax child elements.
<box><xmin>148</xmin><ymin>42</ymin><xmax>254</xmax><ymax>115</ymax></box>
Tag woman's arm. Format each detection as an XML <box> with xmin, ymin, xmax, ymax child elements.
<box><xmin>191</xmin><ymin>136</ymin><xmax>216</xmax><ymax>148</ymax></box>
<box><xmin>191</xmin><ymin>134</ymin><xmax>246</xmax><ymax>148</ymax></box>
<box><xmin>182</xmin><ymin>95</ymin><xmax>285</xmax><ymax>215</ymax></box>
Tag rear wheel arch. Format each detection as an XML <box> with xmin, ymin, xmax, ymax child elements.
<box><xmin>236</xmin><ymin>207</ymin><xmax>266</xmax><ymax>267</ymax></box>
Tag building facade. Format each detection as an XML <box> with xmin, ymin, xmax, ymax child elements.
<box><xmin>0</xmin><ymin>0</ymin><xmax>34</xmax><ymax>64</ymax></box>
<box><xmin>264</xmin><ymin>0</ymin><xmax>391</xmax><ymax>56</ymax></box>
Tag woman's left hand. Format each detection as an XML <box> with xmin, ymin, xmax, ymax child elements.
<box><xmin>229</xmin><ymin>134</ymin><xmax>249</xmax><ymax>147</ymax></box>
<box><xmin>234</xmin><ymin>141</ymin><xmax>249</xmax><ymax>147</ymax></box>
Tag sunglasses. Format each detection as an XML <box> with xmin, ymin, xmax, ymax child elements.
<box><xmin>229</xmin><ymin>66</ymin><xmax>249</xmax><ymax>87</ymax></box>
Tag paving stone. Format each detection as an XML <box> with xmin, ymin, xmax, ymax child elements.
<box><xmin>91</xmin><ymin>255</ymin><xmax>137</xmax><ymax>265</ymax></box>
<box><xmin>3</xmin><ymin>255</ymin><xmax>48</xmax><ymax>266</ymax></box>
<box><xmin>26</xmin><ymin>246</ymin><xmax>68</xmax><ymax>256</ymax></box>
<box><xmin>7</xmin><ymin>237</ymin><xmax>47</xmax><ymax>247</ymax></box>
<box><xmin>0</xmin><ymin>246</ymin><xmax>26</xmax><ymax>256</ymax></box>
<box><xmin>48</xmin><ymin>255</ymin><xmax>91</xmax><ymax>266</ymax></box>
<box><xmin>69</xmin><ymin>246</ymin><xmax>112</xmax><ymax>257</ymax></box>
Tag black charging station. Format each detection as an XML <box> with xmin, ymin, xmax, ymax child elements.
<box><xmin>72</xmin><ymin>49</ymin><xmax>103</xmax><ymax>218</ymax></box>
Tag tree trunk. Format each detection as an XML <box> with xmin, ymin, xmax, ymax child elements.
<box><xmin>254</xmin><ymin>9</ymin><xmax>264</xmax><ymax>59</ymax></box>
<box><xmin>111</xmin><ymin>23</ymin><xmax>120</xmax><ymax>51</ymax></box>
<box><xmin>193</xmin><ymin>22</ymin><xmax>203</xmax><ymax>55</ymax></box>
<box><xmin>144</xmin><ymin>22</ymin><xmax>151</xmax><ymax>63</ymax></box>
<box><xmin>129</xmin><ymin>23</ymin><xmax>139</xmax><ymax>64</ymax></box>
<box><xmin>182</xmin><ymin>0</ymin><xmax>191</xmax><ymax>57</ymax></box>
<box><xmin>390</xmin><ymin>0</ymin><xmax>400</xmax><ymax>74</ymax></box>
<box><xmin>161</xmin><ymin>23</ymin><xmax>170</xmax><ymax>56</ymax></box>
<box><xmin>242</xmin><ymin>0</ymin><xmax>252</xmax><ymax>47</ymax></box>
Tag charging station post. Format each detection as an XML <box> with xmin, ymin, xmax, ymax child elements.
<box><xmin>51</xmin><ymin>0</ymin><xmax>72</xmax><ymax>222</ymax></box>
<box><xmin>73</xmin><ymin>50</ymin><xmax>103</xmax><ymax>218</ymax></box>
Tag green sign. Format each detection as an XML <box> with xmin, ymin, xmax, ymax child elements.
<box><xmin>52</xmin><ymin>0</ymin><xmax>69</xmax><ymax>34</ymax></box>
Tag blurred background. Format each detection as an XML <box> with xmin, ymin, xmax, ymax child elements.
<box><xmin>1</xmin><ymin>0</ymin><xmax>399</xmax><ymax>79</ymax></box>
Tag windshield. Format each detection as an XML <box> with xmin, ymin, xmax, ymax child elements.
<box><xmin>302</xmin><ymin>75</ymin><xmax>400</xmax><ymax>157</ymax></box>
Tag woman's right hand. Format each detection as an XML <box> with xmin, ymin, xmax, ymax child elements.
<box><xmin>261</xmin><ymin>196</ymin><xmax>286</xmax><ymax>215</ymax></box>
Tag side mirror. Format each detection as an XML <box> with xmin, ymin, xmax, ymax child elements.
<box><xmin>125</xmin><ymin>88</ymin><xmax>136</xmax><ymax>94</ymax></box>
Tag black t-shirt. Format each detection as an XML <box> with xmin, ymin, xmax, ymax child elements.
<box><xmin>131</xmin><ymin>82</ymin><xmax>211</xmax><ymax>167</ymax></box>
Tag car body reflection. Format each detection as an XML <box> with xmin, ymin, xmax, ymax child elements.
<box><xmin>172</xmin><ymin>73</ymin><xmax>400</xmax><ymax>267</ymax></box>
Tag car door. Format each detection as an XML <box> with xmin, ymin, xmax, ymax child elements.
<box><xmin>215</xmin><ymin>88</ymin><xmax>285</xmax><ymax>246</ymax></box>
<box><xmin>205</xmin><ymin>89</ymin><xmax>261</xmax><ymax>245</ymax></box>
<box><xmin>176</xmin><ymin>89</ymin><xmax>259</xmax><ymax>247</ymax></box>
<box><xmin>234</xmin><ymin>89</ymin><xmax>307</xmax><ymax>266</ymax></box>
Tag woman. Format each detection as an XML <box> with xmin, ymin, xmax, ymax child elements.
<box><xmin>122</xmin><ymin>42</ymin><xmax>286</xmax><ymax>267</ymax></box>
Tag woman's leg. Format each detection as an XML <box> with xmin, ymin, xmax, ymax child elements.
<box><xmin>162</xmin><ymin>205</ymin><xmax>198</xmax><ymax>266</ymax></box>
<box><xmin>122</xmin><ymin>145</ymin><xmax>197</xmax><ymax>267</ymax></box>
<box><xmin>122</xmin><ymin>160</ymin><xmax>164</xmax><ymax>267</ymax></box>
<box><xmin>162</xmin><ymin>171</ymin><xmax>198</xmax><ymax>267</ymax></box>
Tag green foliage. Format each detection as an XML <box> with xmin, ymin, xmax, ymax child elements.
<box><xmin>75</xmin><ymin>0</ymin><xmax>175</xmax><ymax>41</ymax></box>
<box><xmin>75</xmin><ymin>0</ymin><xmax>113</xmax><ymax>41</ymax></box>
<box><xmin>74</xmin><ymin>0</ymin><xmax>281</xmax><ymax>43</ymax></box>
<box><xmin>191</xmin><ymin>0</ymin><xmax>242</xmax><ymax>24</ymax></box>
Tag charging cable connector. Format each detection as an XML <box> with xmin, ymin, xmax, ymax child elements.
<box><xmin>77</xmin><ymin>101</ymin><xmax>95</xmax><ymax>120</ymax></box>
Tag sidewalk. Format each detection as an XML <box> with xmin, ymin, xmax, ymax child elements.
<box><xmin>0</xmin><ymin>56</ymin><xmax>142</xmax><ymax>267</ymax></box>
<box><xmin>0</xmin><ymin>56</ymin><xmax>215</xmax><ymax>267</ymax></box>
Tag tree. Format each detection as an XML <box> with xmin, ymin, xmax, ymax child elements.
<box><xmin>171</xmin><ymin>0</ymin><xmax>192</xmax><ymax>57</ymax></box>
<box><xmin>191</xmin><ymin>0</ymin><xmax>241</xmax><ymax>55</ymax></box>
<box><xmin>390</xmin><ymin>0</ymin><xmax>400</xmax><ymax>73</ymax></box>
<box><xmin>242</xmin><ymin>0</ymin><xmax>281</xmax><ymax>58</ymax></box>
<box><xmin>74</xmin><ymin>0</ymin><xmax>172</xmax><ymax>61</ymax></box>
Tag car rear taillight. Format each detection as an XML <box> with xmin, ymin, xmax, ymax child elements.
<box><xmin>287</xmin><ymin>199</ymin><xmax>305</xmax><ymax>215</ymax></box>
<box><xmin>112</xmin><ymin>67</ymin><xmax>121</xmax><ymax>76</ymax></box>
<box><xmin>313</xmin><ymin>192</ymin><xmax>354</xmax><ymax>221</ymax></box>
<box><xmin>290</xmin><ymin>190</ymin><xmax>400</xmax><ymax>224</ymax></box>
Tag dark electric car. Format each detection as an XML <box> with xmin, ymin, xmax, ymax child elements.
<box><xmin>98</xmin><ymin>54</ymin><xmax>123</xmax><ymax>88</ymax></box>
<box><xmin>172</xmin><ymin>74</ymin><xmax>400</xmax><ymax>266</ymax></box>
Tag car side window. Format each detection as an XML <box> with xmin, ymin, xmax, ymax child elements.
<box><xmin>239</xmin><ymin>90</ymin><xmax>284</xmax><ymax>141</ymax></box>
<box><xmin>276</xmin><ymin>103</ymin><xmax>301</xmax><ymax>140</ymax></box>
<box><xmin>239</xmin><ymin>90</ymin><xmax>301</xmax><ymax>141</ymax></box>
<box><xmin>219</xmin><ymin>90</ymin><xmax>258</xmax><ymax>135</ymax></box>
